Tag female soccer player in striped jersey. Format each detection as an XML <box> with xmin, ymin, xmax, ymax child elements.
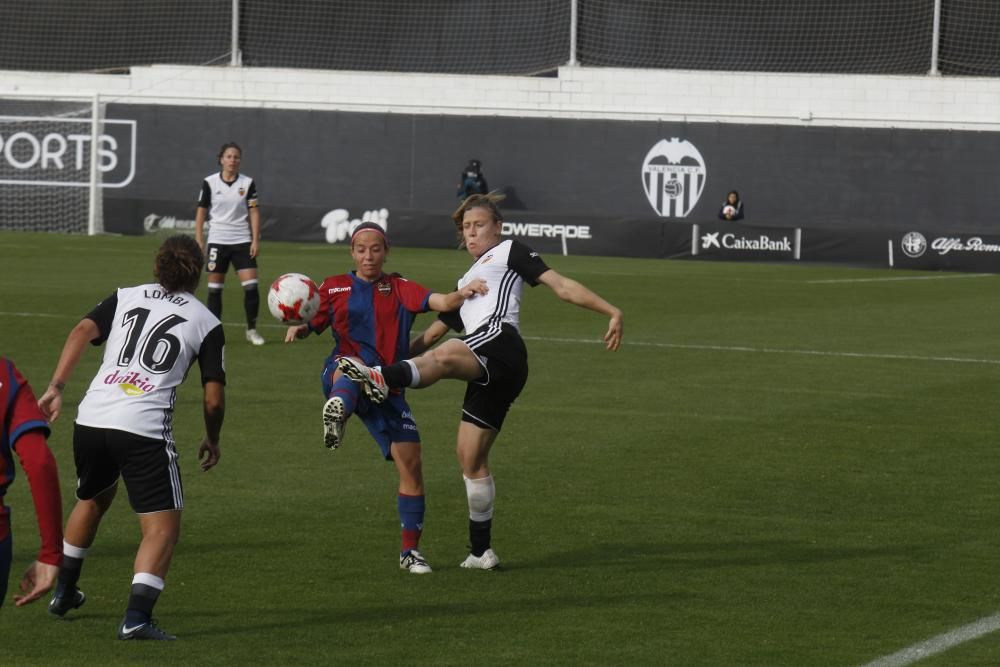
<box><xmin>284</xmin><ymin>222</ymin><xmax>486</xmax><ymax>574</ymax></box>
<box><xmin>340</xmin><ymin>193</ymin><xmax>623</xmax><ymax>570</ymax></box>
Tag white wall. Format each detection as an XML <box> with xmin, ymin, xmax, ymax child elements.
<box><xmin>2</xmin><ymin>64</ymin><xmax>1000</xmax><ymax>130</ymax></box>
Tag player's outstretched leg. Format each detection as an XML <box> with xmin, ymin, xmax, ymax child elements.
<box><xmin>322</xmin><ymin>396</ymin><xmax>347</xmax><ymax>450</ymax></box>
<box><xmin>337</xmin><ymin>357</ymin><xmax>388</xmax><ymax>403</ymax></box>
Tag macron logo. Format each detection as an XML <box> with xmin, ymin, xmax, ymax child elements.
<box><xmin>701</xmin><ymin>232</ymin><xmax>720</xmax><ymax>249</ymax></box>
<box><xmin>328</xmin><ymin>287</ymin><xmax>351</xmax><ymax>294</ymax></box>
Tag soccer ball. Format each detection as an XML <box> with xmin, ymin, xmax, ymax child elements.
<box><xmin>722</xmin><ymin>205</ymin><xmax>736</xmax><ymax>217</ymax></box>
<box><xmin>267</xmin><ymin>273</ymin><xmax>320</xmax><ymax>325</ymax></box>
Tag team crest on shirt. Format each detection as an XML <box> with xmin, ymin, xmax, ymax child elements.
<box><xmin>480</xmin><ymin>254</ymin><xmax>494</xmax><ymax>265</ymax></box>
<box><xmin>376</xmin><ymin>279</ymin><xmax>392</xmax><ymax>295</ymax></box>
<box><xmin>238</xmin><ymin>187</ymin><xmax>246</xmax><ymax>196</ymax></box>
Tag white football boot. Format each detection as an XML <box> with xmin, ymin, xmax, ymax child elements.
<box><xmin>400</xmin><ymin>550</ymin><xmax>433</xmax><ymax>574</ymax></box>
<box><xmin>459</xmin><ymin>548</ymin><xmax>500</xmax><ymax>570</ymax></box>
<box><xmin>245</xmin><ymin>329</ymin><xmax>265</xmax><ymax>346</ymax></box>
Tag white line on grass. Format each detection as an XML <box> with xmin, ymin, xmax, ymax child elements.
<box><xmin>808</xmin><ymin>274</ymin><xmax>993</xmax><ymax>284</ymax></box>
<box><xmin>519</xmin><ymin>335</ymin><xmax>1000</xmax><ymax>366</ymax></box>
<box><xmin>6</xmin><ymin>311</ymin><xmax>1000</xmax><ymax>366</ymax></box>
<box><xmin>861</xmin><ymin>612</ymin><xmax>1000</xmax><ymax>667</ymax></box>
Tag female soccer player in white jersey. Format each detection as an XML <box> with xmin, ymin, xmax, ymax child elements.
<box><xmin>37</xmin><ymin>235</ymin><xmax>225</xmax><ymax>640</ymax></box>
<box><xmin>340</xmin><ymin>193</ymin><xmax>623</xmax><ymax>570</ymax></box>
<box><xmin>195</xmin><ymin>141</ymin><xmax>265</xmax><ymax>345</ymax></box>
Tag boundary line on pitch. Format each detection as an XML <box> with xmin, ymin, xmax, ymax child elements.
<box><xmin>808</xmin><ymin>273</ymin><xmax>992</xmax><ymax>284</ymax></box>
<box><xmin>517</xmin><ymin>334</ymin><xmax>1000</xmax><ymax>366</ymax></box>
<box><xmin>5</xmin><ymin>311</ymin><xmax>1000</xmax><ymax>367</ymax></box>
<box><xmin>860</xmin><ymin>612</ymin><xmax>1000</xmax><ymax>667</ymax></box>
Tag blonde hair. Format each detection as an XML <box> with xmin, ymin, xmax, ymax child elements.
<box><xmin>451</xmin><ymin>192</ymin><xmax>505</xmax><ymax>240</ymax></box>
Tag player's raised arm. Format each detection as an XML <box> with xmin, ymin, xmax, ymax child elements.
<box><xmin>427</xmin><ymin>278</ymin><xmax>488</xmax><ymax>312</ymax></box>
<box><xmin>537</xmin><ymin>269</ymin><xmax>623</xmax><ymax>351</ymax></box>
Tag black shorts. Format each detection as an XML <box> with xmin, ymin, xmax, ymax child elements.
<box><xmin>458</xmin><ymin>323</ymin><xmax>529</xmax><ymax>431</ymax></box>
<box><xmin>206</xmin><ymin>242</ymin><xmax>256</xmax><ymax>274</ymax></box>
<box><xmin>73</xmin><ymin>423</ymin><xmax>183</xmax><ymax>513</ymax></box>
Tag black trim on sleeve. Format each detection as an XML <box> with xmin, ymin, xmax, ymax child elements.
<box><xmin>198</xmin><ymin>324</ymin><xmax>227</xmax><ymax>385</ymax></box>
<box><xmin>507</xmin><ymin>240</ymin><xmax>549</xmax><ymax>286</ymax></box>
<box><xmin>85</xmin><ymin>292</ymin><xmax>119</xmax><ymax>345</ymax></box>
<box><xmin>197</xmin><ymin>180</ymin><xmax>212</xmax><ymax>208</ymax></box>
<box><xmin>246</xmin><ymin>180</ymin><xmax>258</xmax><ymax>206</ymax></box>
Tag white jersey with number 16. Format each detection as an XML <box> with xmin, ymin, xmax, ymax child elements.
<box><xmin>76</xmin><ymin>283</ymin><xmax>226</xmax><ymax>440</ymax></box>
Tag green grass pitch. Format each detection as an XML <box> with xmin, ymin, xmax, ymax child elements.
<box><xmin>2</xmin><ymin>231</ymin><xmax>1000</xmax><ymax>665</ymax></box>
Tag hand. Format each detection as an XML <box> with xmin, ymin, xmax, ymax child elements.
<box><xmin>285</xmin><ymin>325</ymin><xmax>309</xmax><ymax>342</ymax></box>
<box><xmin>14</xmin><ymin>560</ymin><xmax>58</xmax><ymax>607</ymax></box>
<box><xmin>198</xmin><ymin>438</ymin><xmax>220</xmax><ymax>471</ymax></box>
<box><xmin>37</xmin><ymin>386</ymin><xmax>63</xmax><ymax>422</ymax></box>
<box><xmin>604</xmin><ymin>311</ymin><xmax>623</xmax><ymax>351</ymax></box>
<box><xmin>460</xmin><ymin>278</ymin><xmax>489</xmax><ymax>299</ymax></box>
<box><xmin>249</xmin><ymin>240</ymin><xmax>259</xmax><ymax>258</ymax></box>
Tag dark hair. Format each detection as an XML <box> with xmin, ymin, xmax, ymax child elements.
<box><xmin>217</xmin><ymin>141</ymin><xmax>242</xmax><ymax>163</ymax></box>
<box><xmin>155</xmin><ymin>235</ymin><xmax>204</xmax><ymax>293</ymax></box>
<box><xmin>727</xmin><ymin>190</ymin><xmax>740</xmax><ymax>200</ymax></box>
<box><xmin>350</xmin><ymin>222</ymin><xmax>389</xmax><ymax>249</ymax></box>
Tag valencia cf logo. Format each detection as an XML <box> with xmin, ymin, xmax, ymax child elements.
<box><xmin>641</xmin><ymin>138</ymin><xmax>707</xmax><ymax>218</ymax></box>
<box><xmin>238</xmin><ymin>187</ymin><xmax>246</xmax><ymax>196</ymax></box>
<box><xmin>207</xmin><ymin>261</ymin><xmax>217</xmax><ymax>271</ymax></box>
<box><xmin>376</xmin><ymin>280</ymin><xmax>391</xmax><ymax>295</ymax></box>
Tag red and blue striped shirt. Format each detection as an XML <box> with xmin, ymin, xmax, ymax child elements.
<box><xmin>308</xmin><ymin>272</ymin><xmax>432</xmax><ymax>367</ymax></box>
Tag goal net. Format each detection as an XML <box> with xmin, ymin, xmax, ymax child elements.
<box><xmin>577</xmin><ymin>0</ymin><xmax>935</xmax><ymax>74</ymax></box>
<box><xmin>0</xmin><ymin>96</ymin><xmax>106</xmax><ymax>234</ymax></box>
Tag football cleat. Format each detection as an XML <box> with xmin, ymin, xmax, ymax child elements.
<box><xmin>399</xmin><ymin>549</ymin><xmax>433</xmax><ymax>574</ymax></box>
<box><xmin>337</xmin><ymin>357</ymin><xmax>388</xmax><ymax>404</ymax></box>
<box><xmin>117</xmin><ymin>618</ymin><xmax>177</xmax><ymax>641</ymax></box>
<box><xmin>459</xmin><ymin>548</ymin><xmax>500</xmax><ymax>570</ymax></box>
<box><xmin>245</xmin><ymin>329</ymin><xmax>265</xmax><ymax>346</ymax></box>
<box><xmin>322</xmin><ymin>396</ymin><xmax>347</xmax><ymax>450</ymax></box>
<box><xmin>48</xmin><ymin>587</ymin><xmax>86</xmax><ymax>618</ymax></box>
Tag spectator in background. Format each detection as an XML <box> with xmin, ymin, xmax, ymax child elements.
<box><xmin>457</xmin><ymin>159</ymin><xmax>489</xmax><ymax>199</ymax></box>
<box><xmin>0</xmin><ymin>356</ymin><xmax>63</xmax><ymax>610</ymax></box>
<box><xmin>718</xmin><ymin>190</ymin><xmax>744</xmax><ymax>221</ymax></box>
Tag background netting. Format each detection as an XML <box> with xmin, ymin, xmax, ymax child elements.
<box><xmin>0</xmin><ymin>0</ymin><xmax>231</xmax><ymax>72</ymax></box>
<box><xmin>2</xmin><ymin>1</ymin><xmax>994</xmax><ymax>77</ymax></box>
<box><xmin>577</xmin><ymin>0</ymin><xmax>935</xmax><ymax>74</ymax></box>
<box><xmin>939</xmin><ymin>0</ymin><xmax>1000</xmax><ymax>76</ymax></box>
<box><xmin>0</xmin><ymin>98</ymin><xmax>104</xmax><ymax>234</ymax></box>
<box><xmin>240</xmin><ymin>0</ymin><xmax>570</xmax><ymax>75</ymax></box>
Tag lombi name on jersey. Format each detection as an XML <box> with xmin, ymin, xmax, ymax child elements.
<box><xmin>143</xmin><ymin>288</ymin><xmax>190</xmax><ymax>306</ymax></box>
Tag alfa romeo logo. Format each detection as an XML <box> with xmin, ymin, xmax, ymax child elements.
<box><xmin>901</xmin><ymin>232</ymin><xmax>927</xmax><ymax>258</ymax></box>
